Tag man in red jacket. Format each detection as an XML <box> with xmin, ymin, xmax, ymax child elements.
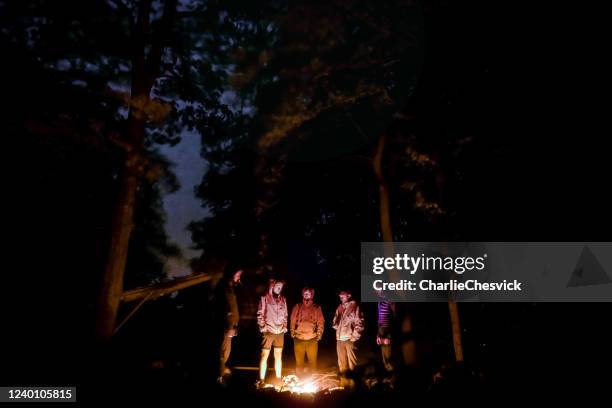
<box><xmin>290</xmin><ymin>287</ymin><xmax>324</xmax><ymax>376</ymax></box>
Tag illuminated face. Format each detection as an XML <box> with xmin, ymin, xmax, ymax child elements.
<box><xmin>302</xmin><ymin>289</ymin><xmax>313</xmax><ymax>300</ymax></box>
<box><xmin>339</xmin><ymin>292</ymin><xmax>351</xmax><ymax>303</ymax></box>
<box><xmin>233</xmin><ymin>270</ymin><xmax>243</xmax><ymax>284</ymax></box>
<box><xmin>273</xmin><ymin>282</ymin><xmax>283</xmax><ymax>295</ymax></box>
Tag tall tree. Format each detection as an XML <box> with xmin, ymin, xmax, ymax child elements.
<box><xmin>2</xmin><ymin>0</ymin><xmax>253</xmax><ymax>339</ymax></box>
<box><xmin>1</xmin><ymin>1</ymin><xmax>190</xmax><ymax>363</ymax></box>
<box><xmin>95</xmin><ymin>0</ymin><xmax>179</xmax><ymax>339</ymax></box>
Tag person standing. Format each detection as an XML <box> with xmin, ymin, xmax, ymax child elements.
<box><xmin>217</xmin><ymin>267</ymin><xmax>243</xmax><ymax>384</ymax></box>
<box><xmin>332</xmin><ymin>288</ymin><xmax>364</xmax><ymax>386</ymax></box>
<box><xmin>256</xmin><ymin>279</ymin><xmax>288</xmax><ymax>387</ymax></box>
<box><xmin>290</xmin><ymin>287</ymin><xmax>324</xmax><ymax>376</ymax></box>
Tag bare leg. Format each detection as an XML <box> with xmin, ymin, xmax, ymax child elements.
<box><xmin>260</xmin><ymin>349</ymin><xmax>270</xmax><ymax>381</ymax></box>
<box><xmin>219</xmin><ymin>331</ymin><xmax>232</xmax><ymax>376</ymax></box>
<box><xmin>273</xmin><ymin>347</ymin><xmax>283</xmax><ymax>379</ymax></box>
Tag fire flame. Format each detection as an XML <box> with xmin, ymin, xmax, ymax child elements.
<box><xmin>273</xmin><ymin>373</ymin><xmax>341</xmax><ymax>394</ymax></box>
<box><xmin>257</xmin><ymin>371</ymin><xmax>342</xmax><ymax>395</ymax></box>
<box><xmin>301</xmin><ymin>382</ymin><xmax>318</xmax><ymax>393</ymax></box>
<box><xmin>279</xmin><ymin>374</ymin><xmax>318</xmax><ymax>394</ymax></box>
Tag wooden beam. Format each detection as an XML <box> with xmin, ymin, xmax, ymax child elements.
<box><xmin>121</xmin><ymin>273</ymin><xmax>213</xmax><ymax>303</ymax></box>
<box><xmin>114</xmin><ymin>290</ymin><xmax>155</xmax><ymax>334</ymax></box>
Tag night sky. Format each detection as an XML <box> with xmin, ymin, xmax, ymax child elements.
<box><xmin>161</xmin><ymin>130</ymin><xmax>208</xmax><ymax>277</ymax></box>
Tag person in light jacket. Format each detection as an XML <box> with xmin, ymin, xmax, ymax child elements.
<box><xmin>332</xmin><ymin>288</ymin><xmax>364</xmax><ymax>382</ymax></box>
<box><xmin>290</xmin><ymin>287</ymin><xmax>324</xmax><ymax>375</ymax></box>
<box><xmin>256</xmin><ymin>279</ymin><xmax>288</xmax><ymax>387</ymax></box>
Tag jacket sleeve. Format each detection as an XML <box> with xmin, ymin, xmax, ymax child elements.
<box><xmin>332</xmin><ymin>306</ymin><xmax>340</xmax><ymax>330</ymax></box>
<box><xmin>225</xmin><ymin>285</ymin><xmax>239</xmax><ymax>330</ymax></box>
<box><xmin>290</xmin><ymin>304</ymin><xmax>298</xmax><ymax>337</ymax></box>
<box><xmin>257</xmin><ymin>296</ymin><xmax>266</xmax><ymax>331</ymax></box>
<box><xmin>351</xmin><ymin>306</ymin><xmax>365</xmax><ymax>342</ymax></box>
<box><xmin>282</xmin><ymin>298</ymin><xmax>288</xmax><ymax>332</ymax></box>
<box><xmin>315</xmin><ymin>306</ymin><xmax>325</xmax><ymax>340</ymax></box>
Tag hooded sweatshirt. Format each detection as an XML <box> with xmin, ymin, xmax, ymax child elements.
<box><xmin>290</xmin><ymin>288</ymin><xmax>325</xmax><ymax>341</ymax></box>
<box><xmin>257</xmin><ymin>280</ymin><xmax>288</xmax><ymax>334</ymax></box>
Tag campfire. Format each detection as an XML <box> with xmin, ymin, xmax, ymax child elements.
<box><xmin>279</xmin><ymin>375</ymin><xmax>318</xmax><ymax>393</ymax></box>
<box><xmin>261</xmin><ymin>372</ymin><xmax>343</xmax><ymax>395</ymax></box>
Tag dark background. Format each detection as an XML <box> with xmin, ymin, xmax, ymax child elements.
<box><xmin>3</xmin><ymin>0</ymin><xmax>611</xmax><ymax>402</ymax></box>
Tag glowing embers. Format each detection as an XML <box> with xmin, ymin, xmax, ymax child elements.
<box><xmin>279</xmin><ymin>375</ymin><xmax>317</xmax><ymax>393</ymax></box>
<box><xmin>259</xmin><ymin>372</ymin><xmax>342</xmax><ymax>395</ymax></box>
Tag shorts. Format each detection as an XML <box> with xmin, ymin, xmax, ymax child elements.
<box><xmin>262</xmin><ymin>332</ymin><xmax>285</xmax><ymax>350</ymax></box>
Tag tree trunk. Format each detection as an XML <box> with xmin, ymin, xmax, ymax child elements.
<box><xmin>95</xmin><ymin>159</ymin><xmax>139</xmax><ymax>339</ymax></box>
<box><xmin>373</xmin><ymin>134</ymin><xmax>394</xmax><ymax>253</ymax></box>
<box><xmin>95</xmin><ymin>0</ymin><xmax>176</xmax><ymax>339</ymax></box>
<box><xmin>436</xmin><ymin>166</ymin><xmax>465</xmax><ymax>362</ymax></box>
<box><xmin>95</xmin><ymin>109</ymin><xmax>147</xmax><ymax>339</ymax></box>
<box><xmin>373</xmin><ymin>134</ymin><xmax>417</xmax><ymax>365</ymax></box>
<box><xmin>448</xmin><ymin>299</ymin><xmax>464</xmax><ymax>362</ymax></box>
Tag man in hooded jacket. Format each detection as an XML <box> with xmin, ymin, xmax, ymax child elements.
<box><xmin>256</xmin><ymin>279</ymin><xmax>288</xmax><ymax>387</ymax></box>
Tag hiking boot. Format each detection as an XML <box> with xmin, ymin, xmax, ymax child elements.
<box><xmin>255</xmin><ymin>379</ymin><xmax>267</xmax><ymax>390</ymax></box>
